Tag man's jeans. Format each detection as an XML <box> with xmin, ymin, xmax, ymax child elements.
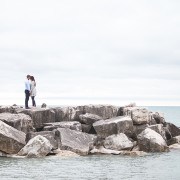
<box><xmin>25</xmin><ymin>90</ymin><xmax>30</xmax><ymax>108</ymax></box>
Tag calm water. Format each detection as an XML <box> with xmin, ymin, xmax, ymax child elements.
<box><xmin>0</xmin><ymin>106</ymin><xmax>180</xmax><ymax>180</ymax></box>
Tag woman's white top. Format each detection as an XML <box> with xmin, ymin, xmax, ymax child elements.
<box><xmin>30</xmin><ymin>81</ymin><xmax>37</xmax><ymax>96</ymax></box>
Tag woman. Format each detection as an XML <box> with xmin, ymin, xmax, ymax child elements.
<box><xmin>30</xmin><ymin>76</ymin><xmax>37</xmax><ymax>107</ymax></box>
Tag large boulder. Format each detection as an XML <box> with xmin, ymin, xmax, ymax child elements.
<box><xmin>165</xmin><ymin>123</ymin><xmax>180</xmax><ymax>137</ymax></box>
<box><xmin>137</xmin><ymin>128</ymin><xmax>168</xmax><ymax>152</ymax></box>
<box><xmin>104</xmin><ymin>133</ymin><xmax>134</xmax><ymax>151</ymax></box>
<box><xmin>55</xmin><ymin>128</ymin><xmax>96</xmax><ymax>155</ymax></box>
<box><xmin>43</xmin><ymin>121</ymin><xmax>82</xmax><ymax>132</ymax></box>
<box><xmin>16</xmin><ymin>108</ymin><xmax>56</xmax><ymax>129</ymax></box>
<box><xmin>122</xmin><ymin>107</ymin><xmax>149</xmax><ymax>125</ymax></box>
<box><xmin>148</xmin><ymin>124</ymin><xmax>166</xmax><ymax>140</ymax></box>
<box><xmin>0</xmin><ymin>105</ymin><xmax>22</xmax><ymax>114</ymax></box>
<box><xmin>0</xmin><ymin>121</ymin><xmax>26</xmax><ymax>154</ymax></box>
<box><xmin>0</xmin><ymin>113</ymin><xmax>34</xmax><ymax>134</ymax></box>
<box><xmin>80</xmin><ymin>105</ymin><xmax>118</xmax><ymax>119</ymax></box>
<box><xmin>26</xmin><ymin>131</ymin><xmax>58</xmax><ymax>150</ymax></box>
<box><xmin>18</xmin><ymin>135</ymin><xmax>52</xmax><ymax>158</ymax></box>
<box><xmin>79</xmin><ymin>113</ymin><xmax>102</xmax><ymax>125</ymax></box>
<box><xmin>93</xmin><ymin>116</ymin><xmax>134</xmax><ymax>138</ymax></box>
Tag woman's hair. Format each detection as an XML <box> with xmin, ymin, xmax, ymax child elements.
<box><xmin>30</xmin><ymin>76</ymin><xmax>35</xmax><ymax>81</ymax></box>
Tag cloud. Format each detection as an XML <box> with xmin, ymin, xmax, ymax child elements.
<box><xmin>0</xmin><ymin>0</ymin><xmax>180</xmax><ymax>105</ymax></box>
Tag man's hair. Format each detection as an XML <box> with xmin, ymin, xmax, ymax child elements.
<box><xmin>27</xmin><ymin>75</ymin><xmax>30</xmax><ymax>78</ymax></box>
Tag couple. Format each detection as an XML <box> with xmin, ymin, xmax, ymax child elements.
<box><xmin>25</xmin><ymin>75</ymin><xmax>37</xmax><ymax>109</ymax></box>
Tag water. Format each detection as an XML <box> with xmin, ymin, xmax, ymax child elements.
<box><xmin>0</xmin><ymin>106</ymin><xmax>180</xmax><ymax>180</ymax></box>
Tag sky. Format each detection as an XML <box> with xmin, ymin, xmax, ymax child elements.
<box><xmin>0</xmin><ymin>0</ymin><xmax>180</xmax><ymax>106</ymax></box>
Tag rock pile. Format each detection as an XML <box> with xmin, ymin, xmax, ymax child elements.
<box><xmin>0</xmin><ymin>104</ymin><xmax>179</xmax><ymax>158</ymax></box>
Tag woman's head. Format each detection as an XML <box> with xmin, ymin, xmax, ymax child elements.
<box><xmin>30</xmin><ymin>76</ymin><xmax>35</xmax><ymax>81</ymax></box>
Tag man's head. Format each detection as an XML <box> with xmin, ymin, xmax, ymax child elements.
<box><xmin>27</xmin><ymin>75</ymin><xmax>31</xmax><ymax>80</ymax></box>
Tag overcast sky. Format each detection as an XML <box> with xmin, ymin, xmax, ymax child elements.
<box><xmin>0</xmin><ymin>0</ymin><xmax>180</xmax><ymax>106</ymax></box>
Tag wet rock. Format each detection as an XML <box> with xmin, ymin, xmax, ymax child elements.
<box><xmin>104</xmin><ymin>133</ymin><xmax>134</xmax><ymax>151</ymax></box>
<box><xmin>0</xmin><ymin>121</ymin><xmax>26</xmax><ymax>154</ymax></box>
<box><xmin>18</xmin><ymin>135</ymin><xmax>52</xmax><ymax>158</ymax></box>
<box><xmin>93</xmin><ymin>116</ymin><xmax>134</xmax><ymax>138</ymax></box>
<box><xmin>79</xmin><ymin>113</ymin><xmax>102</xmax><ymax>125</ymax></box>
<box><xmin>169</xmin><ymin>143</ymin><xmax>180</xmax><ymax>150</ymax></box>
<box><xmin>55</xmin><ymin>128</ymin><xmax>96</xmax><ymax>155</ymax></box>
<box><xmin>148</xmin><ymin>124</ymin><xmax>166</xmax><ymax>140</ymax></box>
<box><xmin>90</xmin><ymin>146</ymin><xmax>121</xmax><ymax>155</ymax></box>
<box><xmin>16</xmin><ymin>108</ymin><xmax>56</xmax><ymax>129</ymax></box>
<box><xmin>137</xmin><ymin>128</ymin><xmax>169</xmax><ymax>152</ymax></box>
<box><xmin>43</xmin><ymin>121</ymin><xmax>82</xmax><ymax>131</ymax></box>
<box><xmin>52</xmin><ymin>149</ymin><xmax>80</xmax><ymax>157</ymax></box>
<box><xmin>26</xmin><ymin>131</ymin><xmax>58</xmax><ymax>150</ymax></box>
<box><xmin>0</xmin><ymin>113</ymin><xmax>34</xmax><ymax>134</ymax></box>
<box><xmin>119</xmin><ymin>150</ymin><xmax>147</xmax><ymax>156</ymax></box>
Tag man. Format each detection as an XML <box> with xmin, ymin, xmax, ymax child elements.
<box><xmin>25</xmin><ymin>75</ymin><xmax>31</xmax><ymax>109</ymax></box>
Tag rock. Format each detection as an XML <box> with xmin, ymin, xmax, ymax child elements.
<box><xmin>81</xmin><ymin>124</ymin><xmax>92</xmax><ymax>133</ymax></box>
<box><xmin>90</xmin><ymin>146</ymin><xmax>121</xmax><ymax>155</ymax></box>
<box><xmin>52</xmin><ymin>106</ymin><xmax>83</xmax><ymax>122</ymax></box>
<box><xmin>79</xmin><ymin>113</ymin><xmax>102</xmax><ymax>125</ymax></box>
<box><xmin>93</xmin><ymin>116</ymin><xmax>134</xmax><ymax>138</ymax></box>
<box><xmin>119</xmin><ymin>150</ymin><xmax>147</xmax><ymax>156</ymax></box>
<box><xmin>18</xmin><ymin>135</ymin><xmax>52</xmax><ymax>158</ymax></box>
<box><xmin>41</xmin><ymin>103</ymin><xmax>47</xmax><ymax>108</ymax></box>
<box><xmin>165</xmin><ymin>123</ymin><xmax>180</xmax><ymax>137</ymax></box>
<box><xmin>137</xmin><ymin>128</ymin><xmax>168</xmax><ymax>152</ymax></box>
<box><xmin>153</xmin><ymin>112</ymin><xmax>165</xmax><ymax>124</ymax></box>
<box><xmin>55</xmin><ymin>128</ymin><xmax>96</xmax><ymax>155</ymax></box>
<box><xmin>26</xmin><ymin>131</ymin><xmax>58</xmax><ymax>150</ymax></box>
<box><xmin>122</xmin><ymin>107</ymin><xmax>149</xmax><ymax>125</ymax></box>
<box><xmin>52</xmin><ymin>149</ymin><xmax>80</xmax><ymax>157</ymax></box>
<box><xmin>16</xmin><ymin>108</ymin><xmax>56</xmax><ymax>129</ymax></box>
<box><xmin>104</xmin><ymin>133</ymin><xmax>134</xmax><ymax>151</ymax></box>
<box><xmin>0</xmin><ymin>121</ymin><xmax>26</xmax><ymax>154</ymax></box>
<box><xmin>148</xmin><ymin>124</ymin><xmax>166</xmax><ymax>140</ymax></box>
<box><xmin>0</xmin><ymin>105</ymin><xmax>22</xmax><ymax>114</ymax></box>
<box><xmin>169</xmin><ymin>143</ymin><xmax>180</xmax><ymax>150</ymax></box>
<box><xmin>133</xmin><ymin>124</ymin><xmax>149</xmax><ymax>136</ymax></box>
<box><xmin>167</xmin><ymin>136</ymin><xmax>180</xmax><ymax>146</ymax></box>
<box><xmin>0</xmin><ymin>113</ymin><xmax>34</xmax><ymax>134</ymax></box>
<box><xmin>148</xmin><ymin>112</ymin><xmax>157</xmax><ymax>125</ymax></box>
<box><xmin>43</xmin><ymin>121</ymin><xmax>82</xmax><ymax>131</ymax></box>
<box><xmin>81</xmin><ymin>105</ymin><xmax>118</xmax><ymax>119</ymax></box>
<box><xmin>0</xmin><ymin>151</ymin><xmax>8</xmax><ymax>157</ymax></box>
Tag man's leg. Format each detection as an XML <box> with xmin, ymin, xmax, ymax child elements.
<box><xmin>25</xmin><ymin>90</ymin><xmax>30</xmax><ymax>108</ymax></box>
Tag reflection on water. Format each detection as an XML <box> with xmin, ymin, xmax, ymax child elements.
<box><xmin>0</xmin><ymin>151</ymin><xmax>180</xmax><ymax>180</ymax></box>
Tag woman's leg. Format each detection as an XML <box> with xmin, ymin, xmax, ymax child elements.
<box><xmin>31</xmin><ymin>96</ymin><xmax>36</xmax><ymax>107</ymax></box>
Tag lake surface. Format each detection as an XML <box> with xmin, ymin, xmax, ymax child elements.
<box><xmin>0</xmin><ymin>106</ymin><xmax>180</xmax><ymax>180</ymax></box>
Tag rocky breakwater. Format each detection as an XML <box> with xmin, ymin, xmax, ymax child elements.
<box><xmin>0</xmin><ymin>104</ymin><xmax>180</xmax><ymax>158</ymax></box>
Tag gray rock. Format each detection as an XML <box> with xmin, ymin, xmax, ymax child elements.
<box><xmin>153</xmin><ymin>112</ymin><xmax>165</xmax><ymax>124</ymax></box>
<box><xmin>165</xmin><ymin>123</ymin><xmax>180</xmax><ymax>137</ymax></box>
<box><xmin>169</xmin><ymin>143</ymin><xmax>180</xmax><ymax>150</ymax></box>
<box><xmin>16</xmin><ymin>108</ymin><xmax>56</xmax><ymax>129</ymax></box>
<box><xmin>18</xmin><ymin>135</ymin><xmax>52</xmax><ymax>158</ymax></box>
<box><xmin>0</xmin><ymin>121</ymin><xmax>26</xmax><ymax>154</ymax></box>
<box><xmin>90</xmin><ymin>146</ymin><xmax>121</xmax><ymax>155</ymax></box>
<box><xmin>122</xmin><ymin>107</ymin><xmax>149</xmax><ymax>125</ymax></box>
<box><xmin>133</xmin><ymin>124</ymin><xmax>149</xmax><ymax>136</ymax></box>
<box><xmin>26</xmin><ymin>131</ymin><xmax>58</xmax><ymax>150</ymax></box>
<box><xmin>167</xmin><ymin>135</ymin><xmax>180</xmax><ymax>146</ymax></box>
<box><xmin>55</xmin><ymin>128</ymin><xmax>96</xmax><ymax>155</ymax></box>
<box><xmin>93</xmin><ymin>116</ymin><xmax>134</xmax><ymax>138</ymax></box>
<box><xmin>148</xmin><ymin>112</ymin><xmax>157</xmax><ymax>125</ymax></box>
<box><xmin>79</xmin><ymin>113</ymin><xmax>102</xmax><ymax>125</ymax></box>
<box><xmin>148</xmin><ymin>124</ymin><xmax>167</xmax><ymax>140</ymax></box>
<box><xmin>43</xmin><ymin>121</ymin><xmax>82</xmax><ymax>131</ymax></box>
<box><xmin>41</xmin><ymin>103</ymin><xmax>47</xmax><ymax>108</ymax></box>
<box><xmin>137</xmin><ymin>128</ymin><xmax>169</xmax><ymax>152</ymax></box>
<box><xmin>0</xmin><ymin>113</ymin><xmax>34</xmax><ymax>134</ymax></box>
<box><xmin>0</xmin><ymin>105</ymin><xmax>22</xmax><ymax>113</ymax></box>
<box><xmin>81</xmin><ymin>124</ymin><xmax>92</xmax><ymax>133</ymax></box>
<box><xmin>104</xmin><ymin>133</ymin><xmax>134</xmax><ymax>151</ymax></box>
